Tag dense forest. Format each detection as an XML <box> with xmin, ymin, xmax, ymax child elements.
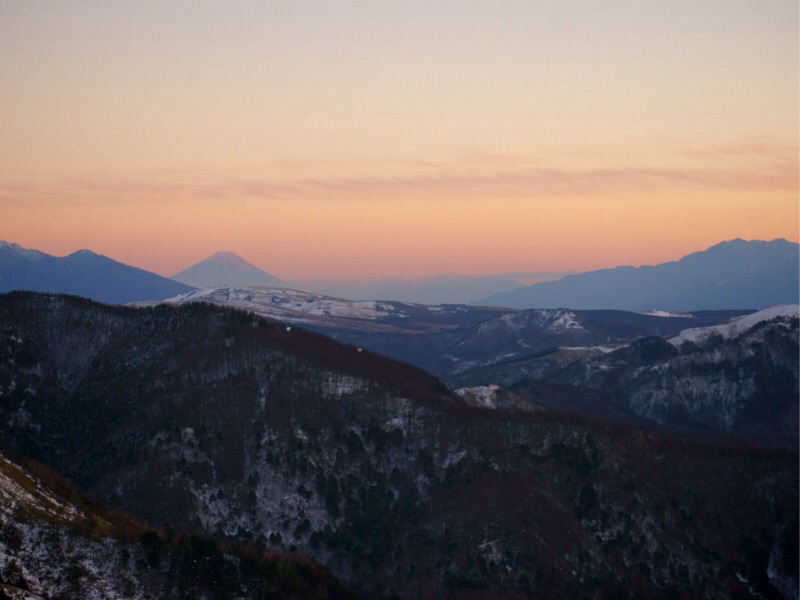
<box><xmin>0</xmin><ymin>292</ymin><xmax>797</xmax><ymax>598</ymax></box>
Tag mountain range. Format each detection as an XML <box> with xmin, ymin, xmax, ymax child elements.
<box><xmin>2</xmin><ymin>238</ymin><xmax>797</xmax><ymax>310</ymax></box>
<box><xmin>0</xmin><ymin>291</ymin><xmax>797</xmax><ymax>598</ymax></box>
<box><xmin>478</xmin><ymin>238</ymin><xmax>800</xmax><ymax>310</ymax></box>
<box><xmin>150</xmin><ymin>285</ymin><xmax>798</xmax><ymax>445</ymax></box>
<box><xmin>0</xmin><ymin>241</ymin><xmax>193</xmax><ymax>304</ymax></box>
<box><xmin>153</xmin><ymin>286</ymin><xmax>749</xmax><ymax>372</ymax></box>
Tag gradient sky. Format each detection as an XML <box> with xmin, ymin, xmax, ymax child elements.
<box><xmin>1</xmin><ymin>1</ymin><xmax>797</xmax><ymax>280</ymax></box>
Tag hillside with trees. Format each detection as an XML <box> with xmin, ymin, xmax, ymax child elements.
<box><xmin>0</xmin><ymin>292</ymin><xmax>796</xmax><ymax>598</ymax></box>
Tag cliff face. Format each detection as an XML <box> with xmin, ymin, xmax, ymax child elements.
<box><xmin>1</xmin><ymin>292</ymin><xmax>797</xmax><ymax>598</ymax></box>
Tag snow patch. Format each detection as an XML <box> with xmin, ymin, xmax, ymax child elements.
<box><xmin>636</xmin><ymin>310</ymin><xmax>693</xmax><ymax>318</ymax></box>
<box><xmin>561</xmin><ymin>345</ymin><xmax>618</xmax><ymax>354</ymax></box>
<box><xmin>455</xmin><ymin>385</ymin><xmax>501</xmax><ymax>409</ymax></box>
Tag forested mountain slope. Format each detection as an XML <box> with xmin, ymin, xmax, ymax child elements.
<box><xmin>448</xmin><ymin>308</ymin><xmax>799</xmax><ymax>446</ymax></box>
<box><xmin>0</xmin><ymin>292</ymin><xmax>796</xmax><ymax>598</ymax></box>
<box><xmin>0</xmin><ymin>446</ymin><xmax>354</xmax><ymax>598</ymax></box>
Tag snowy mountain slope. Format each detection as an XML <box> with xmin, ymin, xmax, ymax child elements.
<box><xmin>150</xmin><ymin>285</ymin><xmax>509</xmax><ymax>333</ymax></box>
<box><xmin>668</xmin><ymin>304</ymin><xmax>799</xmax><ymax>348</ymax></box>
<box><xmin>350</xmin><ymin>307</ymin><xmax>747</xmax><ymax>377</ymax></box>
<box><xmin>168</xmin><ymin>285</ymin><xmax>407</xmax><ymax>320</ymax></box>
<box><xmin>0</xmin><ymin>453</ymin><xmax>83</xmax><ymax>527</ymax></box>
<box><xmin>0</xmin><ymin>451</ymin><xmax>159</xmax><ymax>598</ymax></box>
<box><xmin>607</xmin><ymin>314</ymin><xmax>799</xmax><ymax>439</ymax></box>
<box><xmin>144</xmin><ymin>287</ymin><xmax>747</xmax><ymax>376</ymax></box>
<box><xmin>0</xmin><ymin>447</ymin><xmax>354</xmax><ymax>599</ymax></box>
<box><xmin>172</xmin><ymin>251</ymin><xmax>286</xmax><ymax>287</ymax></box>
<box><xmin>449</xmin><ymin>307</ymin><xmax>799</xmax><ymax>445</ymax></box>
<box><xmin>432</xmin><ymin>309</ymin><xmax>593</xmax><ymax>374</ymax></box>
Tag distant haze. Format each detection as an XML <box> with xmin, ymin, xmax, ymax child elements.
<box><xmin>171</xmin><ymin>251</ymin><xmax>574</xmax><ymax>303</ymax></box>
<box><xmin>296</xmin><ymin>272</ymin><xmax>575</xmax><ymax>304</ymax></box>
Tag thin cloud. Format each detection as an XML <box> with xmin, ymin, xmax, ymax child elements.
<box><xmin>0</xmin><ymin>162</ymin><xmax>795</xmax><ymax>207</ymax></box>
<box><xmin>674</xmin><ymin>137</ymin><xmax>798</xmax><ymax>166</ymax></box>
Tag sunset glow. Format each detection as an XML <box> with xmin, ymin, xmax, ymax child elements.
<box><xmin>1</xmin><ymin>1</ymin><xmax>797</xmax><ymax>280</ymax></box>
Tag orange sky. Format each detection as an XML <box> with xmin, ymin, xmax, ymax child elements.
<box><xmin>1</xmin><ymin>1</ymin><xmax>797</xmax><ymax>280</ymax></box>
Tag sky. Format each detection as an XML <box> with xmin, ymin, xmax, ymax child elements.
<box><xmin>1</xmin><ymin>1</ymin><xmax>797</xmax><ymax>280</ymax></box>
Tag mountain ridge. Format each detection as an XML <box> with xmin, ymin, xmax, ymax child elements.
<box><xmin>150</xmin><ymin>286</ymin><xmax>754</xmax><ymax>382</ymax></box>
<box><xmin>0</xmin><ymin>241</ymin><xmax>194</xmax><ymax>304</ymax></box>
<box><xmin>477</xmin><ymin>238</ymin><xmax>800</xmax><ymax>310</ymax></box>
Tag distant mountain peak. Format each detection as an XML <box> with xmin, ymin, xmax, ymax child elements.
<box><xmin>1</xmin><ymin>240</ymin><xmax>32</xmax><ymax>253</ymax></box>
<box><xmin>210</xmin><ymin>250</ymin><xmax>242</xmax><ymax>260</ymax></box>
<box><xmin>477</xmin><ymin>238</ymin><xmax>800</xmax><ymax>311</ymax></box>
<box><xmin>203</xmin><ymin>251</ymin><xmax>260</xmax><ymax>270</ymax></box>
<box><xmin>67</xmin><ymin>248</ymin><xmax>101</xmax><ymax>258</ymax></box>
<box><xmin>0</xmin><ymin>241</ymin><xmax>194</xmax><ymax>303</ymax></box>
<box><xmin>172</xmin><ymin>251</ymin><xmax>285</xmax><ymax>288</ymax></box>
<box><xmin>0</xmin><ymin>240</ymin><xmax>50</xmax><ymax>261</ymax></box>
<box><xmin>713</xmin><ymin>237</ymin><xmax>790</xmax><ymax>249</ymax></box>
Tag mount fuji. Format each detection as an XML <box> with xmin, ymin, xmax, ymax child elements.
<box><xmin>172</xmin><ymin>251</ymin><xmax>286</xmax><ymax>288</ymax></box>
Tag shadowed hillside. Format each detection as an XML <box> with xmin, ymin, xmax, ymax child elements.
<box><xmin>0</xmin><ymin>446</ymin><xmax>356</xmax><ymax>598</ymax></box>
<box><xmin>0</xmin><ymin>292</ymin><xmax>797</xmax><ymax>598</ymax></box>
